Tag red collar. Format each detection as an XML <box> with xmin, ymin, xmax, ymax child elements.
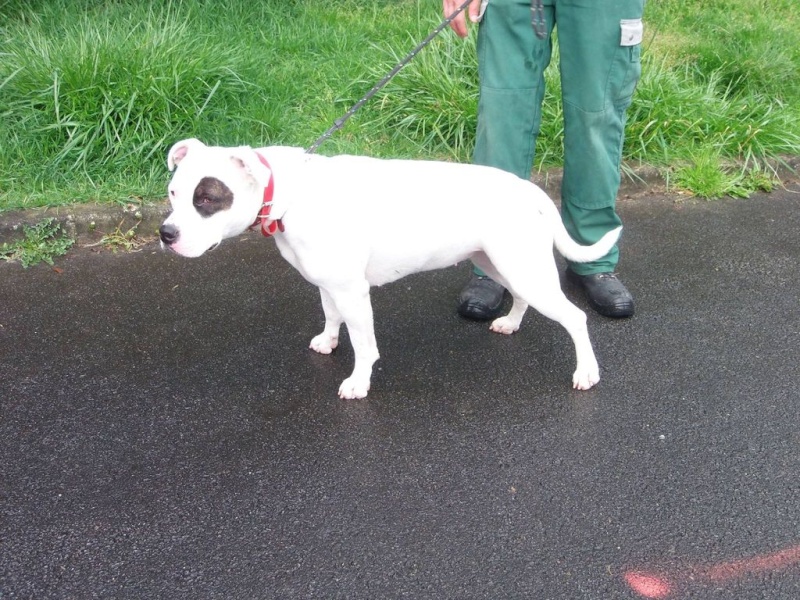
<box><xmin>252</xmin><ymin>152</ymin><xmax>284</xmax><ymax>237</ymax></box>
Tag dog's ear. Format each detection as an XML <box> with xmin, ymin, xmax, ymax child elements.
<box><xmin>167</xmin><ymin>138</ymin><xmax>205</xmax><ymax>171</ymax></box>
<box><xmin>228</xmin><ymin>146</ymin><xmax>271</xmax><ymax>186</ymax></box>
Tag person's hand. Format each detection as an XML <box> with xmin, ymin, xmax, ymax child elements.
<box><xmin>444</xmin><ymin>0</ymin><xmax>483</xmax><ymax>38</ymax></box>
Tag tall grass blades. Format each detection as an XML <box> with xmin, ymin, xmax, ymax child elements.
<box><xmin>1</xmin><ymin>0</ymin><xmax>799</xmax><ymax>209</ymax></box>
<box><xmin>2</xmin><ymin>3</ymin><xmax>252</xmax><ymax>176</ymax></box>
<box><xmin>358</xmin><ymin>32</ymin><xmax>478</xmax><ymax>162</ymax></box>
<box><xmin>651</xmin><ymin>0</ymin><xmax>800</xmax><ymax>102</ymax></box>
<box><xmin>357</xmin><ymin>27</ymin><xmax>565</xmax><ymax>168</ymax></box>
<box><xmin>0</xmin><ymin>0</ymin><xmax>424</xmax><ymax>208</ymax></box>
<box><xmin>626</xmin><ymin>56</ymin><xmax>800</xmax><ymax>164</ymax></box>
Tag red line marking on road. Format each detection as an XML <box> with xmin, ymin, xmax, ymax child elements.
<box><xmin>624</xmin><ymin>572</ymin><xmax>671</xmax><ymax>599</ymax></box>
<box><xmin>702</xmin><ymin>545</ymin><xmax>800</xmax><ymax>582</ymax></box>
<box><xmin>624</xmin><ymin>544</ymin><xmax>800</xmax><ymax>598</ymax></box>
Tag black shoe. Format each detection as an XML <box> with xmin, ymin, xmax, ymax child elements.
<box><xmin>457</xmin><ymin>275</ymin><xmax>506</xmax><ymax>320</ymax></box>
<box><xmin>567</xmin><ymin>270</ymin><xmax>635</xmax><ymax>318</ymax></box>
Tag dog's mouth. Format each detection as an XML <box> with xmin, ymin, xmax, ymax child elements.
<box><xmin>159</xmin><ymin>238</ymin><xmax>220</xmax><ymax>257</ymax></box>
<box><xmin>157</xmin><ymin>218</ymin><xmax>225</xmax><ymax>257</ymax></box>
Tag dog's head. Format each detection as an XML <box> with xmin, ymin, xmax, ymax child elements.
<box><xmin>159</xmin><ymin>138</ymin><xmax>271</xmax><ymax>257</ymax></box>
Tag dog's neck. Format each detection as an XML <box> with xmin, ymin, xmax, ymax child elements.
<box><xmin>252</xmin><ymin>152</ymin><xmax>284</xmax><ymax>237</ymax></box>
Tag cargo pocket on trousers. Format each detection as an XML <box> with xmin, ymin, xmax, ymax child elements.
<box><xmin>612</xmin><ymin>18</ymin><xmax>643</xmax><ymax>106</ymax></box>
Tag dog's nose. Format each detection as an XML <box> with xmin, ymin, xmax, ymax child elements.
<box><xmin>159</xmin><ymin>223</ymin><xmax>180</xmax><ymax>245</ymax></box>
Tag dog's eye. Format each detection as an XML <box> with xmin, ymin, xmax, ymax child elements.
<box><xmin>192</xmin><ymin>177</ymin><xmax>233</xmax><ymax>217</ymax></box>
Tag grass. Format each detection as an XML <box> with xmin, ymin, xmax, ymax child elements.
<box><xmin>0</xmin><ymin>0</ymin><xmax>798</xmax><ymax>213</ymax></box>
<box><xmin>671</xmin><ymin>149</ymin><xmax>778</xmax><ymax>199</ymax></box>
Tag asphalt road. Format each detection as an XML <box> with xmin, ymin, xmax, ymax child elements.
<box><xmin>2</xmin><ymin>186</ymin><xmax>799</xmax><ymax>599</ymax></box>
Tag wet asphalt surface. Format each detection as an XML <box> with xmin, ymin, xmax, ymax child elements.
<box><xmin>1</xmin><ymin>185</ymin><xmax>799</xmax><ymax>599</ymax></box>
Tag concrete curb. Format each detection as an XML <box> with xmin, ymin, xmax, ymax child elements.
<box><xmin>0</xmin><ymin>201</ymin><xmax>169</xmax><ymax>245</ymax></box>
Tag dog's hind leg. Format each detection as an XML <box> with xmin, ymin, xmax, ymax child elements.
<box><xmin>310</xmin><ymin>288</ymin><xmax>342</xmax><ymax>354</ymax></box>
<box><xmin>479</xmin><ymin>252</ymin><xmax>600</xmax><ymax>389</ymax></box>
<box><xmin>536</xmin><ymin>295</ymin><xmax>599</xmax><ymax>390</ymax></box>
<box><xmin>322</xmin><ymin>281</ymin><xmax>380</xmax><ymax>400</ymax></box>
<box><xmin>518</xmin><ymin>286</ymin><xmax>599</xmax><ymax>389</ymax></box>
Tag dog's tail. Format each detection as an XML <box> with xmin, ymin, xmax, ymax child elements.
<box><xmin>552</xmin><ymin>215</ymin><xmax>622</xmax><ymax>263</ymax></box>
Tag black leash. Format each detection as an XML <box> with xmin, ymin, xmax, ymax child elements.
<box><xmin>305</xmin><ymin>0</ymin><xmax>473</xmax><ymax>154</ymax></box>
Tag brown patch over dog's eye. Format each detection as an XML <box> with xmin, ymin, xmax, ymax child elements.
<box><xmin>193</xmin><ymin>177</ymin><xmax>234</xmax><ymax>217</ymax></box>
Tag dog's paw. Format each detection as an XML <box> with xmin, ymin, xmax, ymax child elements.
<box><xmin>572</xmin><ymin>367</ymin><xmax>600</xmax><ymax>390</ymax></box>
<box><xmin>310</xmin><ymin>333</ymin><xmax>339</xmax><ymax>355</ymax></box>
<box><xmin>338</xmin><ymin>377</ymin><xmax>370</xmax><ymax>400</ymax></box>
<box><xmin>490</xmin><ymin>316</ymin><xmax>519</xmax><ymax>335</ymax></box>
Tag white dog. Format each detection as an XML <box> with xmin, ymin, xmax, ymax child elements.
<box><xmin>160</xmin><ymin>138</ymin><xmax>620</xmax><ymax>398</ymax></box>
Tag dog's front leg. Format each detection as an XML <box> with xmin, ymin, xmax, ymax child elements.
<box><xmin>310</xmin><ymin>288</ymin><xmax>342</xmax><ymax>354</ymax></box>
<box><xmin>324</xmin><ymin>282</ymin><xmax>380</xmax><ymax>400</ymax></box>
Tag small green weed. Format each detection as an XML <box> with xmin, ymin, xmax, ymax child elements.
<box><xmin>0</xmin><ymin>218</ymin><xmax>75</xmax><ymax>267</ymax></box>
<box><xmin>740</xmin><ymin>166</ymin><xmax>777</xmax><ymax>194</ymax></box>
<box><xmin>86</xmin><ymin>218</ymin><xmax>146</xmax><ymax>253</ymax></box>
<box><xmin>672</xmin><ymin>150</ymin><xmax>779</xmax><ymax>199</ymax></box>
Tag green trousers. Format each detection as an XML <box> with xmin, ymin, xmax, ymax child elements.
<box><xmin>473</xmin><ymin>0</ymin><xmax>644</xmax><ymax>275</ymax></box>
